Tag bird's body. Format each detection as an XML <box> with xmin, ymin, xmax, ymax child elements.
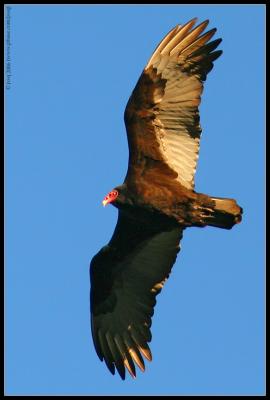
<box><xmin>89</xmin><ymin>18</ymin><xmax>243</xmax><ymax>380</ymax></box>
<box><xmin>112</xmin><ymin>182</ymin><xmax>241</xmax><ymax>229</ymax></box>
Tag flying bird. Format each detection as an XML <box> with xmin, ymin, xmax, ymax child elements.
<box><xmin>90</xmin><ymin>18</ymin><xmax>242</xmax><ymax>380</ymax></box>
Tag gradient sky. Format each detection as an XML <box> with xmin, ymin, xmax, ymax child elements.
<box><xmin>5</xmin><ymin>4</ymin><xmax>265</xmax><ymax>396</ymax></box>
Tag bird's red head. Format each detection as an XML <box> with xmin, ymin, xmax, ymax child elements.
<box><xmin>102</xmin><ymin>190</ymin><xmax>119</xmax><ymax>206</ymax></box>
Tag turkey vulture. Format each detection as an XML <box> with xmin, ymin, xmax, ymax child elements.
<box><xmin>90</xmin><ymin>18</ymin><xmax>242</xmax><ymax>380</ymax></box>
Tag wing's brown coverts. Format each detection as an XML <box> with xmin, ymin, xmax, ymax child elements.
<box><xmin>124</xmin><ymin>18</ymin><xmax>222</xmax><ymax>190</ymax></box>
<box><xmin>90</xmin><ymin>18</ymin><xmax>223</xmax><ymax>379</ymax></box>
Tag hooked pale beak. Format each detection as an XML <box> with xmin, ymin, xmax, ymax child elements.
<box><xmin>102</xmin><ymin>199</ymin><xmax>109</xmax><ymax>207</ymax></box>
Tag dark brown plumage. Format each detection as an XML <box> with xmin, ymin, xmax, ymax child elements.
<box><xmin>90</xmin><ymin>18</ymin><xmax>243</xmax><ymax>380</ymax></box>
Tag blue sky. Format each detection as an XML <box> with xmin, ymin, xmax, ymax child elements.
<box><xmin>5</xmin><ymin>4</ymin><xmax>265</xmax><ymax>396</ymax></box>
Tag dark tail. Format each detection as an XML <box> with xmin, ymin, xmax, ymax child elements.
<box><xmin>205</xmin><ymin>197</ymin><xmax>243</xmax><ymax>230</ymax></box>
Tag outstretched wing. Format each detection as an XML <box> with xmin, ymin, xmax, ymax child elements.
<box><xmin>90</xmin><ymin>212</ymin><xmax>183</xmax><ymax>379</ymax></box>
<box><xmin>124</xmin><ymin>18</ymin><xmax>222</xmax><ymax>190</ymax></box>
